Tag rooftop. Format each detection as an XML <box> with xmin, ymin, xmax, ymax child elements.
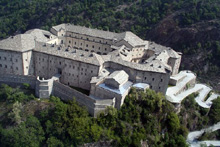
<box><xmin>0</xmin><ymin>34</ymin><xmax>35</xmax><ymax>52</ymax></box>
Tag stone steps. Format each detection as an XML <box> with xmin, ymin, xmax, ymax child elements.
<box><xmin>166</xmin><ymin>71</ymin><xmax>197</xmax><ymax>102</ymax></box>
<box><xmin>166</xmin><ymin>84</ymin><xmax>203</xmax><ymax>103</ymax></box>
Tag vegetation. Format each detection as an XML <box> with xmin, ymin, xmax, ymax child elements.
<box><xmin>209</xmin><ymin>96</ymin><xmax>220</xmax><ymax>123</ymax></box>
<box><xmin>0</xmin><ymin>0</ymin><xmax>219</xmax><ymax>87</ymax></box>
<box><xmin>0</xmin><ymin>84</ymin><xmax>188</xmax><ymax>146</ymax></box>
<box><xmin>180</xmin><ymin>93</ymin><xmax>210</xmax><ymax>131</ymax></box>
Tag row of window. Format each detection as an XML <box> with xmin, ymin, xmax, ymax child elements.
<box><xmin>67</xmin><ymin>34</ymin><xmax>109</xmax><ymax>44</ymax></box>
<box><xmin>68</xmin><ymin>40</ymin><xmax>109</xmax><ymax>51</ymax></box>
<box><xmin>0</xmin><ymin>57</ymin><xmax>18</xmax><ymax>62</ymax></box>
<box><xmin>144</xmin><ymin>77</ymin><xmax>164</xmax><ymax>82</ymax></box>
<box><xmin>0</xmin><ymin>64</ymin><xmax>19</xmax><ymax>70</ymax></box>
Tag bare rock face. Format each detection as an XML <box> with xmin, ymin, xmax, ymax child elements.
<box><xmin>145</xmin><ymin>12</ymin><xmax>220</xmax><ymax>91</ymax></box>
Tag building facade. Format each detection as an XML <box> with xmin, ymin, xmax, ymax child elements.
<box><xmin>0</xmin><ymin>24</ymin><xmax>182</xmax><ymax>116</ymax></box>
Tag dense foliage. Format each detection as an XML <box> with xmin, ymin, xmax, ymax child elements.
<box><xmin>0</xmin><ymin>85</ymin><xmax>188</xmax><ymax>147</ymax></box>
<box><xmin>0</xmin><ymin>0</ymin><xmax>219</xmax><ymax>86</ymax></box>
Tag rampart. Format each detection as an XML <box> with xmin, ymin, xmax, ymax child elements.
<box><xmin>0</xmin><ymin>74</ymin><xmax>113</xmax><ymax>117</ymax></box>
<box><xmin>0</xmin><ymin>74</ymin><xmax>36</xmax><ymax>88</ymax></box>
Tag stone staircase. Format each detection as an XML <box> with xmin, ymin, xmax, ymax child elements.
<box><xmin>166</xmin><ymin>71</ymin><xmax>219</xmax><ymax>108</ymax></box>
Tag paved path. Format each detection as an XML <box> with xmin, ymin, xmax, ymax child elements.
<box><xmin>187</xmin><ymin>122</ymin><xmax>220</xmax><ymax>147</ymax></box>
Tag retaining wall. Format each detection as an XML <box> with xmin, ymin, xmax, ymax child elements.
<box><xmin>0</xmin><ymin>74</ymin><xmax>36</xmax><ymax>89</ymax></box>
<box><xmin>0</xmin><ymin>74</ymin><xmax>113</xmax><ymax>117</ymax></box>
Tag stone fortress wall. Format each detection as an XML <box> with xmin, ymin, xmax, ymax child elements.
<box><xmin>0</xmin><ymin>23</ymin><xmax>183</xmax><ymax>116</ymax></box>
<box><xmin>0</xmin><ymin>74</ymin><xmax>113</xmax><ymax>117</ymax></box>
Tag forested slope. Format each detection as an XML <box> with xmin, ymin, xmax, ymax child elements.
<box><xmin>0</xmin><ymin>0</ymin><xmax>219</xmax><ymax>90</ymax></box>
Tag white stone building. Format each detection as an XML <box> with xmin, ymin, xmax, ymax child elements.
<box><xmin>0</xmin><ymin>23</ymin><xmax>182</xmax><ymax>114</ymax></box>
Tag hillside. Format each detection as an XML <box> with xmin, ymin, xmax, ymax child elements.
<box><xmin>0</xmin><ymin>0</ymin><xmax>219</xmax><ymax>90</ymax></box>
<box><xmin>0</xmin><ymin>84</ymin><xmax>219</xmax><ymax>146</ymax></box>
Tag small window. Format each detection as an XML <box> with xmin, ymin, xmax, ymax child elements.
<box><xmin>145</xmin><ymin>77</ymin><xmax>147</xmax><ymax>80</ymax></box>
<box><xmin>87</xmin><ymin>38</ymin><xmax>89</xmax><ymax>40</ymax></box>
<box><xmin>161</xmin><ymin>79</ymin><xmax>163</xmax><ymax>82</ymax></box>
<box><xmin>69</xmin><ymin>41</ymin><xmax>71</xmax><ymax>43</ymax></box>
<box><xmin>16</xmin><ymin>59</ymin><xmax>18</xmax><ymax>62</ymax></box>
<box><xmin>75</xmin><ymin>42</ymin><xmax>76</xmax><ymax>45</ymax></box>
<box><xmin>86</xmin><ymin>44</ymin><xmax>88</xmax><ymax>47</ymax></box>
<box><xmin>92</xmin><ymin>45</ymin><xmax>94</xmax><ymax>48</ymax></box>
<box><xmin>16</xmin><ymin>67</ymin><xmax>18</xmax><ymax>70</ymax></box>
<box><xmin>152</xmin><ymin>78</ymin><xmax>154</xmax><ymax>81</ymax></box>
<box><xmin>91</xmin><ymin>70</ymin><xmax>93</xmax><ymax>73</ymax></box>
<box><xmin>0</xmin><ymin>64</ymin><xmax>2</xmax><ymax>67</ymax></box>
<box><xmin>5</xmin><ymin>65</ymin><xmax>7</xmax><ymax>68</ymax></box>
<box><xmin>59</xmin><ymin>62</ymin><xmax>61</xmax><ymax>65</ymax></box>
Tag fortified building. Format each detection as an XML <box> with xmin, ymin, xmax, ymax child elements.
<box><xmin>0</xmin><ymin>24</ymin><xmax>183</xmax><ymax>116</ymax></box>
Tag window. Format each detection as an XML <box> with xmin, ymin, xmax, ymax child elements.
<box><xmin>161</xmin><ymin>79</ymin><xmax>163</xmax><ymax>82</ymax></box>
<box><xmin>86</xmin><ymin>44</ymin><xmax>88</xmax><ymax>47</ymax></box>
<box><xmin>80</xmin><ymin>43</ymin><xmax>82</xmax><ymax>46</ymax></box>
<box><xmin>152</xmin><ymin>78</ymin><xmax>154</xmax><ymax>81</ymax></box>
<box><xmin>91</xmin><ymin>70</ymin><xmax>93</xmax><ymax>73</ymax></box>
<box><xmin>75</xmin><ymin>42</ymin><xmax>76</xmax><ymax>45</ymax></box>
<box><xmin>4</xmin><ymin>57</ymin><xmax>6</xmax><ymax>60</ymax></box>
<box><xmin>59</xmin><ymin>62</ymin><xmax>61</xmax><ymax>65</ymax></box>
<box><xmin>92</xmin><ymin>45</ymin><xmax>94</xmax><ymax>48</ymax></box>
<box><xmin>73</xmin><ymin>66</ymin><xmax>75</xmax><ymax>69</ymax></box>
<box><xmin>26</xmin><ymin>66</ymin><xmax>28</xmax><ymax>69</ymax></box>
<box><xmin>16</xmin><ymin>67</ymin><xmax>18</xmax><ymax>70</ymax></box>
<box><xmin>105</xmin><ymin>48</ymin><xmax>107</xmax><ymax>51</ymax></box>
<box><xmin>5</xmin><ymin>65</ymin><xmax>7</xmax><ymax>68</ymax></box>
<box><xmin>0</xmin><ymin>64</ymin><xmax>2</xmax><ymax>67</ymax></box>
<box><xmin>69</xmin><ymin>41</ymin><xmax>71</xmax><ymax>43</ymax></box>
<box><xmin>69</xmin><ymin>65</ymin><xmax>71</xmax><ymax>68</ymax></box>
<box><xmin>87</xmin><ymin>38</ymin><xmax>89</xmax><ymax>40</ymax></box>
<box><xmin>0</xmin><ymin>57</ymin><xmax>1</xmax><ymax>60</ymax></box>
<box><xmin>145</xmin><ymin>77</ymin><xmax>147</xmax><ymax>80</ymax></box>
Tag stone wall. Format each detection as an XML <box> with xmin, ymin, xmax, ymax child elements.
<box><xmin>0</xmin><ymin>74</ymin><xmax>113</xmax><ymax>117</ymax></box>
<box><xmin>53</xmin><ymin>81</ymin><xmax>113</xmax><ymax>116</ymax></box>
<box><xmin>0</xmin><ymin>50</ymin><xmax>23</xmax><ymax>75</ymax></box>
<box><xmin>0</xmin><ymin>74</ymin><xmax>36</xmax><ymax>89</ymax></box>
<box><xmin>33</xmin><ymin>51</ymin><xmax>99</xmax><ymax>90</ymax></box>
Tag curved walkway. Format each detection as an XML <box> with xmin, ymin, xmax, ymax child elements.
<box><xmin>187</xmin><ymin>122</ymin><xmax>220</xmax><ymax>147</ymax></box>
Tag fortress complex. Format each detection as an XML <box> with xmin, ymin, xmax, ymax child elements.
<box><xmin>0</xmin><ymin>23</ymin><xmax>182</xmax><ymax>115</ymax></box>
